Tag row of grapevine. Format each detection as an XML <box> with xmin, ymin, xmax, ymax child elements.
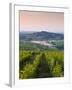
<box><xmin>35</xmin><ymin>53</ymin><xmax>52</xmax><ymax>78</ymax></box>
<box><xmin>45</xmin><ymin>51</ymin><xmax>64</xmax><ymax>77</ymax></box>
<box><xmin>19</xmin><ymin>51</ymin><xmax>33</xmax><ymax>70</ymax></box>
<box><xmin>19</xmin><ymin>54</ymin><xmax>42</xmax><ymax>79</ymax></box>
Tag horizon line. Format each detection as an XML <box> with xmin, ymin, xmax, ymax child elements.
<box><xmin>19</xmin><ymin>30</ymin><xmax>64</xmax><ymax>34</ymax></box>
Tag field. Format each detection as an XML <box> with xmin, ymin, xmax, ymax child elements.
<box><xmin>19</xmin><ymin>40</ymin><xmax>64</xmax><ymax>79</ymax></box>
<box><xmin>19</xmin><ymin>50</ymin><xmax>64</xmax><ymax>79</ymax></box>
<box><xmin>19</xmin><ymin>31</ymin><xmax>64</xmax><ymax>79</ymax></box>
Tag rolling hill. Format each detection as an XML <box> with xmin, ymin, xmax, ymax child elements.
<box><xmin>19</xmin><ymin>31</ymin><xmax>64</xmax><ymax>41</ymax></box>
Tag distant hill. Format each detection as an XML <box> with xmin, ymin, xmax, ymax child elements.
<box><xmin>19</xmin><ymin>31</ymin><xmax>64</xmax><ymax>41</ymax></box>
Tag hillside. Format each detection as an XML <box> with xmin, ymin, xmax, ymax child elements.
<box><xmin>19</xmin><ymin>31</ymin><xmax>64</xmax><ymax>41</ymax></box>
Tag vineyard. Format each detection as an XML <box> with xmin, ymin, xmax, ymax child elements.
<box><xmin>19</xmin><ymin>50</ymin><xmax>64</xmax><ymax>79</ymax></box>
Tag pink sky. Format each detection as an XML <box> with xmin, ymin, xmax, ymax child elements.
<box><xmin>20</xmin><ymin>11</ymin><xmax>64</xmax><ymax>33</ymax></box>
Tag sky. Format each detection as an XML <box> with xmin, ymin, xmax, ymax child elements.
<box><xmin>20</xmin><ymin>11</ymin><xmax>64</xmax><ymax>33</ymax></box>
